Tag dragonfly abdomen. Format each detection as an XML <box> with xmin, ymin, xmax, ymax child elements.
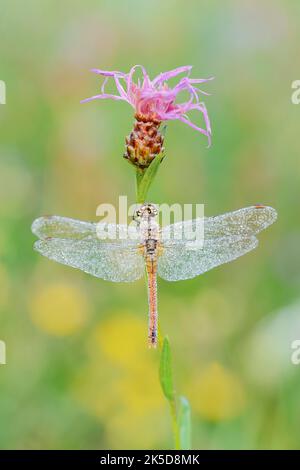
<box><xmin>146</xmin><ymin>257</ymin><xmax>158</xmax><ymax>348</ymax></box>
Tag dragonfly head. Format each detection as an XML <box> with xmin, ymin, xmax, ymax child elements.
<box><xmin>134</xmin><ymin>203</ymin><xmax>158</xmax><ymax>222</ymax></box>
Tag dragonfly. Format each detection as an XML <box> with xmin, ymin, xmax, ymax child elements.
<box><xmin>31</xmin><ymin>204</ymin><xmax>277</xmax><ymax>348</ymax></box>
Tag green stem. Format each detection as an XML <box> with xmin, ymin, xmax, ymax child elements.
<box><xmin>157</xmin><ymin>334</ymin><xmax>180</xmax><ymax>448</ymax></box>
<box><xmin>170</xmin><ymin>397</ymin><xmax>181</xmax><ymax>450</ymax></box>
<box><xmin>135</xmin><ymin>169</ymin><xmax>145</xmax><ymax>203</ymax></box>
<box><xmin>159</xmin><ymin>335</ymin><xmax>191</xmax><ymax>449</ymax></box>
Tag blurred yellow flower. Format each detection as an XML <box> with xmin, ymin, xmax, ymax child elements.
<box><xmin>89</xmin><ymin>311</ymin><xmax>149</xmax><ymax>369</ymax></box>
<box><xmin>73</xmin><ymin>313</ymin><xmax>168</xmax><ymax>448</ymax></box>
<box><xmin>29</xmin><ymin>282</ymin><xmax>89</xmax><ymax>336</ymax></box>
<box><xmin>188</xmin><ymin>362</ymin><xmax>246</xmax><ymax>422</ymax></box>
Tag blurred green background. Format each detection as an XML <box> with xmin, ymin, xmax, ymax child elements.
<box><xmin>0</xmin><ymin>0</ymin><xmax>300</xmax><ymax>450</ymax></box>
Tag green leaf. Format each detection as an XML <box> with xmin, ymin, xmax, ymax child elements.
<box><xmin>178</xmin><ymin>396</ymin><xmax>191</xmax><ymax>450</ymax></box>
<box><xmin>160</xmin><ymin>124</ymin><xmax>167</xmax><ymax>137</ymax></box>
<box><xmin>136</xmin><ymin>153</ymin><xmax>164</xmax><ymax>203</ymax></box>
<box><xmin>135</xmin><ymin>169</ymin><xmax>144</xmax><ymax>196</ymax></box>
<box><xmin>159</xmin><ymin>336</ymin><xmax>174</xmax><ymax>401</ymax></box>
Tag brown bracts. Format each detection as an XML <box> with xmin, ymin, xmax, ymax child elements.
<box><xmin>124</xmin><ymin>114</ymin><xmax>164</xmax><ymax>169</ymax></box>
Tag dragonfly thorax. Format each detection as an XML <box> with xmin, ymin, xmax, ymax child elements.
<box><xmin>138</xmin><ymin>215</ymin><xmax>160</xmax><ymax>259</ymax></box>
<box><xmin>140</xmin><ymin>218</ymin><xmax>160</xmax><ymax>243</ymax></box>
<box><xmin>145</xmin><ymin>238</ymin><xmax>159</xmax><ymax>257</ymax></box>
<box><xmin>135</xmin><ymin>203</ymin><xmax>160</xmax><ymax>251</ymax></box>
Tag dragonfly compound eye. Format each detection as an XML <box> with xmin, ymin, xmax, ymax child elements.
<box><xmin>146</xmin><ymin>204</ymin><xmax>158</xmax><ymax>217</ymax></box>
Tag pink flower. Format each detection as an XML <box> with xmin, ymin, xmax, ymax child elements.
<box><xmin>81</xmin><ymin>65</ymin><xmax>213</xmax><ymax>146</ymax></box>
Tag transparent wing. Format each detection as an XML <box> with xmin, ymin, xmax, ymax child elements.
<box><xmin>161</xmin><ymin>205</ymin><xmax>277</xmax><ymax>242</ymax></box>
<box><xmin>158</xmin><ymin>205</ymin><xmax>277</xmax><ymax>281</ymax></box>
<box><xmin>32</xmin><ymin>215</ymin><xmax>143</xmax><ymax>282</ymax></box>
<box><xmin>158</xmin><ymin>236</ymin><xmax>258</xmax><ymax>281</ymax></box>
<box><xmin>31</xmin><ymin>215</ymin><xmax>139</xmax><ymax>242</ymax></box>
<box><xmin>32</xmin><ymin>216</ymin><xmax>97</xmax><ymax>240</ymax></box>
<box><xmin>33</xmin><ymin>238</ymin><xmax>144</xmax><ymax>282</ymax></box>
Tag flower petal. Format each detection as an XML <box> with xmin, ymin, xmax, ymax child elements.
<box><xmin>80</xmin><ymin>93</ymin><xmax>125</xmax><ymax>103</ymax></box>
<box><xmin>179</xmin><ymin>115</ymin><xmax>211</xmax><ymax>147</ymax></box>
<box><xmin>91</xmin><ymin>68</ymin><xmax>126</xmax><ymax>77</ymax></box>
<box><xmin>126</xmin><ymin>65</ymin><xmax>151</xmax><ymax>97</ymax></box>
<box><xmin>188</xmin><ymin>76</ymin><xmax>215</xmax><ymax>84</ymax></box>
<box><xmin>152</xmin><ymin>66</ymin><xmax>193</xmax><ymax>85</ymax></box>
<box><xmin>194</xmin><ymin>102</ymin><xmax>212</xmax><ymax>135</ymax></box>
<box><xmin>84</xmin><ymin>65</ymin><xmax>213</xmax><ymax>145</ymax></box>
<box><xmin>114</xmin><ymin>76</ymin><xmax>130</xmax><ymax>101</ymax></box>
